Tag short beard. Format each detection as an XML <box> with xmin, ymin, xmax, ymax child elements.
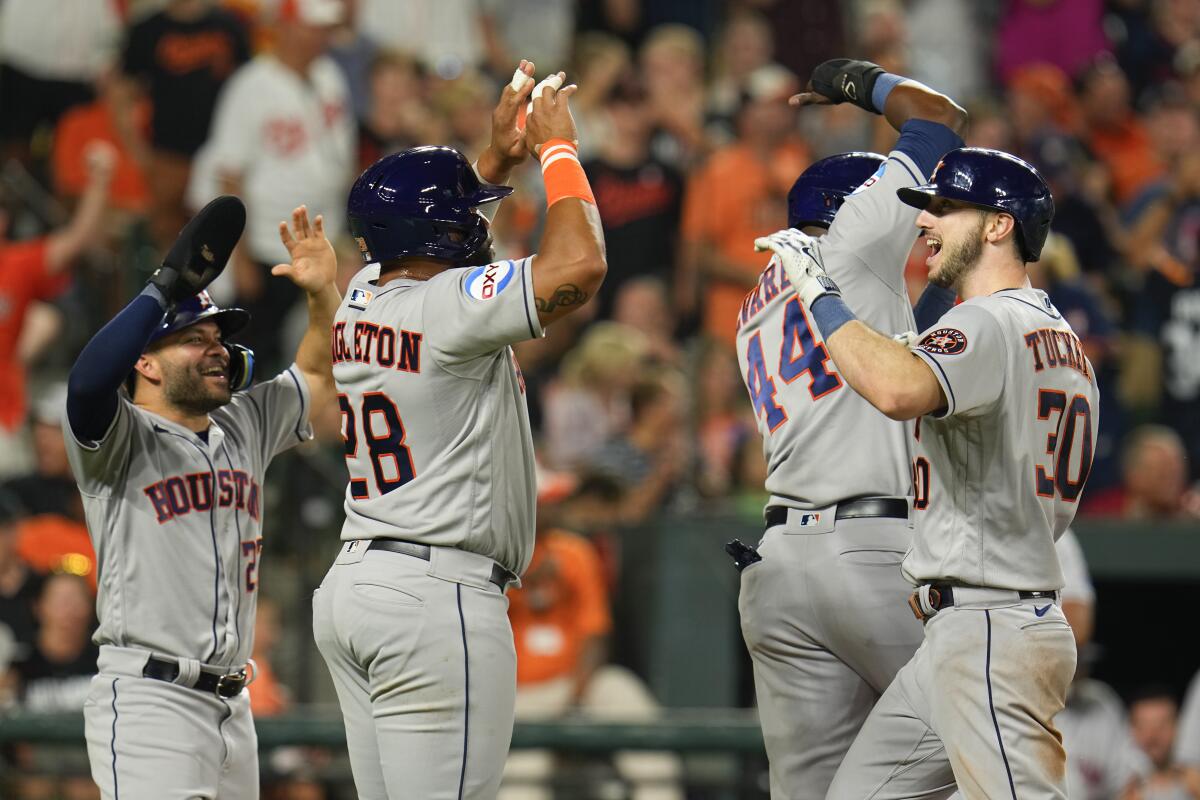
<box><xmin>161</xmin><ymin>360</ymin><xmax>230</xmax><ymax>415</ymax></box>
<box><xmin>930</xmin><ymin>213</ymin><xmax>986</xmax><ymax>292</ymax></box>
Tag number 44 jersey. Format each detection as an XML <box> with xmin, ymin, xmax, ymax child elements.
<box><xmin>331</xmin><ymin>258</ymin><xmax>543</xmax><ymax>576</ymax></box>
<box><xmin>906</xmin><ymin>288</ymin><xmax>1100</xmax><ymax>591</ymax></box>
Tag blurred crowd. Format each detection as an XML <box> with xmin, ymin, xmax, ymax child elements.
<box><xmin>2</xmin><ymin>0</ymin><xmax>1200</xmax><ymax>796</ymax></box>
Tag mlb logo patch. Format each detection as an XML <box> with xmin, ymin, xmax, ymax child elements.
<box><xmin>464</xmin><ymin>261</ymin><xmax>515</xmax><ymax>300</ymax></box>
<box><xmin>346</xmin><ymin>540</ymin><xmax>362</xmax><ymax>554</ymax></box>
<box><xmin>349</xmin><ymin>287</ymin><xmax>373</xmax><ymax>305</ymax></box>
<box><xmin>797</xmin><ymin>512</ymin><xmax>821</xmax><ymax>526</ymax></box>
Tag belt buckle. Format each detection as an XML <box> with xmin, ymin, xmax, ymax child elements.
<box><xmin>215</xmin><ymin>669</ymin><xmax>245</xmax><ymax>698</ymax></box>
<box><xmin>907</xmin><ymin>586</ymin><xmax>941</xmax><ymax>622</ymax></box>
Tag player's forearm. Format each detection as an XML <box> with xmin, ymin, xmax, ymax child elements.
<box><xmin>881</xmin><ymin>79</ymin><xmax>968</xmax><ymax>136</ymax></box>
<box><xmin>823</xmin><ymin>318</ymin><xmax>943</xmax><ymax>420</ymax></box>
<box><xmin>46</xmin><ymin>167</ymin><xmax>112</xmax><ymax>275</ymax></box>
<box><xmin>294</xmin><ymin>284</ymin><xmax>341</xmax><ymax>408</ymax></box>
<box><xmin>532</xmin><ymin>198</ymin><xmax>607</xmax><ymax>325</ymax></box>
<box><xmin>67</xmin><ymin>287</ymin><xmax>170</xmax><ymax>441</ymax></box>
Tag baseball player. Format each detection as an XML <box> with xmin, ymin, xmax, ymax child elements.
<box><xmin>311</xmin><ymin>61</ymin><xmax>606</xmax><ymax>799</ymax></box>
<box><xmin>756</xmin><ymin>146</ymin><xmax>1098</xmax><ymax>798</ymax></box>
<box><xmin>63</xmin><ymin>196</ymin><xmax>340</xmax><ymax>799</ymax></box>
<box><xmin>731</xmin><ymin>58</ymin><xmax>966</xmax><ymax>797</ymax></box>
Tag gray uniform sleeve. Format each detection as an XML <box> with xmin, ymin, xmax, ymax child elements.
<box><xmin>423</xmin><ymin>256</ymin><xmax>544</xmax><ymax>366</ymax></box>
<box><xmin>222</xmin><ymin>364</ymin><xmax>315</xmax><ymax>464</ymax></box>
<box><xmin>912</xmin><ymin>302</ymin><xmax>1007</xmax><ymax>418</ymax></box>
<box><xmin>62</xmin><ymin>398</ymin><xmax>137</xmax><ymax>497</ymax></box>
<box><xmin>822</xmin><ymin>151</ymin><xmax>925</xmax><ymax>292</ymax></box>
<box><xmin>1055</xmin><ymin>528</ymin><xmax>1095</xmax><ymax>604</ymax></box>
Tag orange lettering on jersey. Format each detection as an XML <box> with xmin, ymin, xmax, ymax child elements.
<box><xmin>1024</xmin><ymin>328</ymin><xmax>1091</xmax><ymax>382</ymax></box>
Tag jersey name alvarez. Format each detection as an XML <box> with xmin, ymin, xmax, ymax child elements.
<box><xmin>735</xmin><ymin>260</ymin><xmax>793</xmax><ymax>332</ymax></box>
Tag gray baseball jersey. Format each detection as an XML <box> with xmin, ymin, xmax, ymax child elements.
<box><xmin>332</xmin><ymin>257</ymin><xmax>542</xmax><ymax>575</ymax></box>
<box><xmin>735</xmin><ymin>148</ymin><xmax>925</xmax><ymax>508</ymax></box>
<box><xmin>906</xmin><ymin>288</ymin><xmax>1101</xmax><ymax>590</ymax></box>
<box><xmin>64</xmin><ymin>367</ymin><xmax>313</xmax><ymax>667</ymax></box>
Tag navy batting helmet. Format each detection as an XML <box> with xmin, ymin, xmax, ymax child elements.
<box><xmin>788</xmin><ymin>152</ymin><xmax>886</xmax><ymax>229</ymax></box>
<box><xmin>896</xmin><ymin>147</ymin><xmax>1054</xmax><ymax>262</ymax></box>
<box><xmin>133</xmin><ymin>292</ymin><xmax>254</xmax><ymax>392</ymax></box>
<box><xmin>347</xmin><ymin>145</ymin><xmax>513</xmax><ymax>266</ymax></box>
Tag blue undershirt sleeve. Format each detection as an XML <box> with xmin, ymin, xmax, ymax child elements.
<box><xmin>893</xmin><ymin>119</ymin><xmax>964</xmax><ymax>179</ymax></box>
<box><xmin>913</xmin><ymin>284</ymin><xmax>957</xmax><ymax>331</ymax></box>
<box><xmin>66</xmin><ymin>286</ymin><xmax>168</xmax><ymax>442</ymax></box>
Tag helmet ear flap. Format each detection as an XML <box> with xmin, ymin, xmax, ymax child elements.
<box><xmin>226</xmin><ymin>344</ymin><xmax>255</xmax><ymax>392</ymax></box>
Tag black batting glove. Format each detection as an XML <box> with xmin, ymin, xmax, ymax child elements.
<box><xmin>150</xmin><ymin>195</ymin><xmax>247</xmax><ymax>309</ymax></box>
<box><xmin>809</xmin><ymin>59</ymin><xmax>886</xmax><ymax>113</ymax></box>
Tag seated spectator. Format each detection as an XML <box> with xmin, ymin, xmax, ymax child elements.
<box><xmin>0</xmin><ymin>489</ymin><xmax>43</xmax><ymax>701</ymax></box>
<box><xmin>611</xmin><ymin>277</ymin><xmax>682</xmax><ymax>367</ymax></box>
<box><xmin>500</xmin><ymin>475</ymin><xmax>682</xmax><ymax>800</ymax></box>
<box><xmin>540</xmin><ymin>322</ymin><xmax>647</xmax><ymax>471</ymax></box>
<box><xmin>1086</xmin><ymin>426</ymin><xmax>1200</xmax><ymax>518</ymax></box>
<box><xmin>1125</xmin><ymin>687</ymin><xmax>1200</xmax><ymax>799</ymax></box>
<box><xmin>587</xmin><ymin>370</ymin><xmax>688</xmax><ymax>525</ymax></box>
<box><xmin>1055</xmin><ymin>529</ymin><xmax>1153</xmax><ymax>798</ymax></box>
<box><xmin>0</xmin><ymin>145</ymin><xmax>114</xmax><ymax>478</ymax></box>
<box><xmin>3</xmin><ymin>384</ymin><xmax>97</xmax><ymax>589</ymax></box>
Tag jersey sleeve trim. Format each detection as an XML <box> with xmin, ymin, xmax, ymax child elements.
<box><xmin>892</xmin><ymin>119</ymin><xmax>965</xmax><ymax>179</ymax></box>
<box><xmin>284</xmin><ymin>364</ymin><xmax>310</xmax><ymax>443</ymax></box>
<box><xmin>519</xmin><ymin>257</ymin><xmax>542</xmax><ymax>339</ymax></box>
<box><xmin>66</xmin><ymin>396</ymin><xmax>128</xmax><ymax>452</ymax></box>
<box><xmin>912</xmin><ymin>348</ymin><xmax>957</xmax><ymax>418</ymax></box>
<box><xmin>887</xmin><ymin>153</ymin><xmax>923</xmax><ymax>187</ymax></box>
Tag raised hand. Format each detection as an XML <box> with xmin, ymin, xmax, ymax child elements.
<box><xmin>753</xmin><ymin>228</ymin><xmax>841</xmax><ymax>308</ymax></box>
<box><xmin>274</xmin><ymin>206</ymin><xmax>337</xmax><ymax>295</ymax></box>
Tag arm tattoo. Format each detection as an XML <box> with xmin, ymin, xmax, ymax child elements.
<box><xmin>535</xmin><ymin>284</ymin><xmax>589</xmax><ymax>313</ymax></box>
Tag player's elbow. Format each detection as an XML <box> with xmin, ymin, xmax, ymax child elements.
<box><xmin>567</xmin><ymin>250</ymin><xmax>607</xmax><ymax>296</ymax></box>
<box><xmin>933</xmin><ymin>98</ymin><xmax>969</xmax><ymax>135</ymax></box>
<box><xmin>875</xmin><ymin>387</ymin><xmax>927</xmax><ymax>421</ymax></box>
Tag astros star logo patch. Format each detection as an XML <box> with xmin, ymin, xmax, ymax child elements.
<box><xmin>918</xmin><ymin>328</ymin><xmax>968</xmax><ymax>355</ymax></box>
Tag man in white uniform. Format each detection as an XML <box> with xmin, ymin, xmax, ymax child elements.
<box><xmin>756</xmin><ymin>146</ymin><xmax>1100</xmax><ymax>798</ymax></box>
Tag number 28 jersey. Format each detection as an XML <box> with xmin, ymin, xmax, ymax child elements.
<box><xmin>906</xmin><ymin>288</ymin><xmax>1101</xmax><ymax>591</ymax></box>
<box><xmin>331</xmin><ymin>258</ymin><xmax>543</xmax><ymax>575</ymax></box>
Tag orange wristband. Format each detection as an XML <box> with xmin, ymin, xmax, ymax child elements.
<box><xmin>539</xmin><ymin>138</ymin><xmax>595</xmax><ymax>207</ymax></box>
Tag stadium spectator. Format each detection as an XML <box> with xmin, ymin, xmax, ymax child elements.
<box><xmin>0</xmin><ymin>0</ymin><xmax>122</xmax><ymax>164</ymax></box>
<box><xmin>0</xmin><ymin>144</ymin><xmax>114</xmax><ymax>477</ymax></box>
<box><xmin>706</xmin><ymin>10</ymin><xmax>775</xmax><ymax>141</ymax></box>
<box><xmin>113</xmin><ymin>0</ymin><xmax>251</xmax><ymax>248</ymax></box>
<box><xmin>1055</xmin><ymin>528</ymin><xmax>1153</xmax><ymax>798</ymax></box>
<box><xmin>693</xmin><ymin>341</ymin><xmax>756</xmax><ymax>499</ymax></box>
<box><xmin>501</xmin><ymin>473</ymin><xmax>682</xmax><ymax>800</ymax></box>
<box><xmin>1088</xmin><ymin>425</ymin><xmax>1200</xmax><ymax>518</ymax></box>
<box><xmin>541</xmin><ymin>322</ymin><xmax>647</xmax><ymax>471</ymax></box>
<box><xmin>479</xmin><ymin>0</ymin><xmax>576</xmax><ymax>78</ymax></box>
<box><xmin>639</xmin><ymin>24</ymin><xmax>712</xmax><ymax>169</ymax></box>
<box><xmin>353</xmin><ymin>0</ymin><xmax>485</xmax><ymax>79</ymax></box>
<box><xmin>611</xmin><ymin>277</ymin><xmax>682</xmax><ymax>366</ymax></box>
<box><xmin>588</xmin><ymin>369</ymin><xmax>689</xmax><ymax>525</ymax></box>
<box><xmin>187</xmin><ymin>0</ymin><xmax>354</xmax><ymax>372</ymax></box>
<box><xmin>678</xmin><ymin>64</ymin><xmax>807</xmax><ymax>344</ymax></box>
<box><xmin>1078</xmin><ymin>56</ymin><xmax>1166</xmax><ymax>204</ymax></box>
<box><xmin>568</xmin><ymin>33</ymin><xmax>634</xmax><ymax>161</ymax></box>
<box><xmin>356</xmin><ymin>50</ymin><xmax>443</xmax><ymax>170</ymax></box>
<box><xmin>0</xmin><ymin>490</ymin><xmax>43</xmax><ymax>697</ymax></box>
<box><xmin>583</xmin><ymin>76</ymin><xmax>684</xmax><ymax>320</ymax></box>
<box><xmin>1125</xmin><ymin>687</ymin><xmax>1200</xmax><ymax>799</ymax></box>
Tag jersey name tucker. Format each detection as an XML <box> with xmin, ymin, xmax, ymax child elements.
<box><xmin>142</xmin><ymin>469</ymin><xmax>261</xmax><ymax>523</ymax></box>
<box><xmin>1024</xmin><ymin>327</ymin><xmax>1092</xmax><ymax>380</ymax></box>
<box><xmin>331</xmin><ymin>320</ymin><xmax>422</xmax><ymax>371</ymax></box>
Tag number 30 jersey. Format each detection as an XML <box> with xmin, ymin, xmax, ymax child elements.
<box><xmin>331</xmin><ymin>258</ymin><xmax>543</xmax><ymax>575</ymax></box>
<box><xmin>735</xmin><ymin>147</ymin><xmax>931</xmax><ymax>509</ymax></box>
<box><xmin>906</xmin><ymin>288</ymin><xmax>1101</xmax><ymax>591</ymax></box>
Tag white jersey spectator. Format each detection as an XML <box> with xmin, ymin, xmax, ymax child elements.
<box><xmin>354</xmin><ymin>0</ymin><xmax>484</xmax><ymax>78</ymax></box>
<box><xmin>0</xmin><ymin>0</ymin><xmax>120</xmax><ymax>82</ymax></box>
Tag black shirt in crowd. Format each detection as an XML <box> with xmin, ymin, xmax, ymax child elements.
<box><xmin>121</xmin><ymin>7</ymin><xmax>251</xmax><ymax>155</ymax></box>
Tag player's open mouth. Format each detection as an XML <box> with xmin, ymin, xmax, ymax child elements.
<box><xmin>201</xmin><ymin>365</ymin><xmax>228</xmax><ymax>383</ymax></box>
<box><xmin>925</xmin><ymin>235</ymin><xmax>942</xmax><ymax>267</ymax></box>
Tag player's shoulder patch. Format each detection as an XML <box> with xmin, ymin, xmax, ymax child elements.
<box><xmin>463</xmin><ymin>260</ymin><xmax>516</xmax><ymax>300</ymax></box>
<box><xmin>918</xmin><ymin>327</ymin><xmax>968</xmax><ymax>355</ymax></box>
<box><xmin>348</xmin><ymin>286</ymin><xmax>373</xmax><ymax>309</ymax></box>
<box><xmin>848</xmin><ymin>162</ymin><xmax>887</xmax><ymax>197</ymax></box>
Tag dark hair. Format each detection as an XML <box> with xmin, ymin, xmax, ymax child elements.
<box><xmin>1128</xmin><ymin>684</ymin><xmax>1179</xmax><ymax>709</ymax></box>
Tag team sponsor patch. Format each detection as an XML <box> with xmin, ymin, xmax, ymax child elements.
<box><xmin>349</xmin><ymin>287</ymin><xmax>373</xmax><ymax>306</ymax></box>
<box><xmin>848</xmin><ymin>163</ymin><xmax>886</xmax><ymax>196</ymax></box>
<box><xmin>464</xmin><ymin>260</ymin><xmax>516</xmax><ymax>300</ymax></box>
<box><xmin>918</xmin><ymin>327</ymin><xmax>968</xmax><ymax>355</ymax></box>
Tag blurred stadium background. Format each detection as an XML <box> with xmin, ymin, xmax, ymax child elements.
<box><xmin>1</xmin><ymin>0</ymin><xmax>1199</xmax><ymax>797</ymax></box>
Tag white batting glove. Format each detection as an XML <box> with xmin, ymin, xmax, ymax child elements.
<box><xmin>892</xmin><ymin>330</ymin><xmax>919</xmax><ymax>349</ymax></box>
<box><xmin>753</xmin><ymin>228</ymin><xmax>841</xmax><ymax>308</ymax></box>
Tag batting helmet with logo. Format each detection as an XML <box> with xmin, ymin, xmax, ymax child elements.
<box><xmin>346</xmin><ymin>145</ymin><xmax>514</xmax><ymax>267</ymax></box>
<box><xmin>896</xmin><ymin>147</ymin><xmax>1054</xmax><ymax>262</ymax></box>
<box><xmin>133</xmin><ymin>292</ymin><xmax>254</xmax><ymax>392</ymax></box>
<box><xmin>788</xmin><ymin>152</ymin><xmax>887</xmax><ymax>230</ymax></box>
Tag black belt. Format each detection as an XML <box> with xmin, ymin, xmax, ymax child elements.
<box><xmin>909</xmin><ymin>584</ymin><xmax>1058</xmax><ymax>621</ymax></box>
<box><xmin>365</xmin><ymin>539</ymin><xmax>517</xmax><ymax>590</ymax></box>
<box><xmin>764</xmin><ymin>497</ymin><xmax>909</xmax><ymax>528</ymax></box>
<box><xmin>142</xmin><ymin>656</ymin><xmax>247</xmax><ymax>698</ymax></box>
